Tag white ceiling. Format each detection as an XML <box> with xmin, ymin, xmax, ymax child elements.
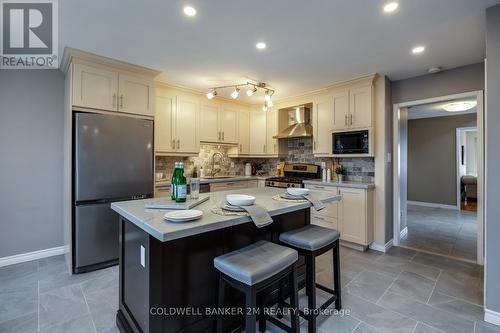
<box><xmin>408</xmin><ymin>98</ymin><xmax>477</xmax><ymax>120</ymax></box>
<box><xmin>59</xmin><ymin>0</ymin><xmax>499</xmax><ymax>102</ymax></box>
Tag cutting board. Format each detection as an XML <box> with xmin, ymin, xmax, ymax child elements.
<box><xmin>145</xmin><ymin>196</ymin><xmax>209</xmax><ymax>210</ymax></box>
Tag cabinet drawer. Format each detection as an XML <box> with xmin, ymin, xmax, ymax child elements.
<box><xmin>154</xmin><ymin>186</ymin><xmax>170</xmax><ymax>198</ymax></box>
<box><xmin>209</xmin><ymin>181</ymin><xmax>249</xmax><ymax>192</ymax></box>
<box><xmin>312</xmin><ymin>201</ymin><xmax>338</xmax><ymax>219</ymax></box>
<box><xmin>305</xmin><ymin>184</ymin><xmax>338</xmax><ymax>193</ymax></box>
<box><xmin>311</xmin><ymin>215</ymin><xmax>338</xmax><ymax>231</ymax></box>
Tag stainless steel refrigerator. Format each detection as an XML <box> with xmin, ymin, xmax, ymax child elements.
<box><xmin>73</xmin><ymin>112</ymin><xmax>153</xmax><ymax>273</ymax></box>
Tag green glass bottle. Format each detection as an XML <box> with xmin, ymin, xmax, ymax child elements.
<box><xmin>175</xmin><ymin>162</ymin><xmax>187</xmax><ymax>203</ymax></box>
<box><xmin>171</xmin><ymin>162</ymin><xmax>179</xmax><ymax>201</ymax></box>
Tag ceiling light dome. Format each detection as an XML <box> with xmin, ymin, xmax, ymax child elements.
<box><xmin>256</xmin><ymin>42</ymin><xmax>266</xmax><ymax>50</ymax></box>
<box><xmin>183</xmin><ymin>6</ymin><xmax>197</xmax><ymax>17</ymax></box>
<box><xmin>383</xmin><ymin>2</ymin><xmax>399</xmax><ymax>13</ymax></box>
<box><xmin>443</xmin><ymin>101</ymin><xmax>477</xmax><ymax>112</ymax></box>
<box><xmin>412</xmin><ymin>45</ymin><xmax>425</xmax><ymax>54</ymax></box>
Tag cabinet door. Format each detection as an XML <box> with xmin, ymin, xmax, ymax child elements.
<box><xmin>199</xmin><ymin>102</ymin><xmax>220</xmax><ymax>142</ymax></box>
<box><xmin>332</xmin><ymin>91</ymin><xmax>349</xmax><ymax>131</ymax></box>
<box><xmin>155</xmin><ymin>94</ymin><xmax>175</xmax><ymax>153</ymax></box>
<box><xmin>238</xmin><ymin>110</ymin><xmax>250</xmax><ymax>154</ymax></box>
<box><xmin>175</xmin><ymin>96</ymin><xmax>199</xmax><ymax>153</ymax></box>
<box><xmin>349</xmin><ymin>86</ymin><xmax>372</xmax><ymax>129</ymax></box>
<box><xmin>313</xmin><ymin>98</ymin><xmax>332</xmax><ymax>155</ymax></box>
<box><xmin>266</xmin><ymin>109</ymin><xmax>278</xmax><ymax>155</ymax></box>
<box><xmin>118</xmin><ymin>74</ymin><xmax>154</xmax><ymax>116</ymax></box>
<box><xmin>220</xmin><ymin>107</ymin><xmax>238</xmax><ymax>143</ymax></box>
<box><xmin>339</xmin><ymin>188</ymin><xmax>366</xmax><ymax>244</ymax></box>
<box><xmin>250</xmin><ymin>111</ymin><xmax>267</xmax><ymax>154</ymax></box>
<box><xmin>73</xmin><ymin>63</ymin><xmax>118</xmax><ymax>111</ymax></box>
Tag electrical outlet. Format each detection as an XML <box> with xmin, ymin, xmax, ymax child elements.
<box><xmin>140</xmin><ymin>245</ymin><xmax>145</xmax><ymax>268</ymax></box>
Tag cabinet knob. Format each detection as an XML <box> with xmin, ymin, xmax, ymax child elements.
<box><xmin>112</xmin><ymin>93</ymin><xmax>117</xmax><ymax>108</ymax></box>
<box><xmin>176</xmin><ymin>140</ymin><xmax>180</xmax><ymax>149</ymax></box>
<box><xmin>119</xmin><ymin>94</ymin><xmax>124</xmax><ymax>109</ymax></box>
<box><xmin>350</xmin><ymin>114</ymin><xmax>353</xmax><ymax>125</ymax></box>
<box><xmin>222</xmin><ymin>132</ymin><xmax>224</xmax><ymax>141</ymax></box>
<box><xmin>172</xmin><ymin>139</ymin><xmax>175</xmax><ymax>149</ymax></box>
<box><xmin>345</xmin><ymin>114</ymin><xmax>348</xmax><ymax>126</ymax></box>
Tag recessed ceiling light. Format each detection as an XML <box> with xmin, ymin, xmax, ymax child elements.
<box><xmin>256</xmin><ymin>42</ymin><xmax>266</xmax><ymax>50</ymax></box>
<box><xmin>183</xmin><ymin>6</ymin><xmax>197</xmax><ymax>17</ymax></box>
<box><xmin>383</xmin><ymin>2</ymin><xmax>399</xmax><ymax>13</ymax></box>
<box><xmin>443</xmin><ymin>101</ymin><xmax>477</xmax><ymax>112</ymax></box>
<box><xmin>412</xmin><ymin>45</ymin><xmax>425</xmax><ymax>54</ymax></box>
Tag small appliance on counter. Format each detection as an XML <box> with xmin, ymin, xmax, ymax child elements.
<box><xmin>265</xmin><ymin>163</ymin><xmax>321</xmax><ymax>188</ymax></box>
<box><xmin>245</xmin><ymin>163</ymin><xmax>252</xmax><ymax>176</ymax></box>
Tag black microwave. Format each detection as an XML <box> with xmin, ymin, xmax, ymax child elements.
<box><xmin>332</xmin><ymin>130</ymin><xmax>369</xmax><ymax>154</ymax></box>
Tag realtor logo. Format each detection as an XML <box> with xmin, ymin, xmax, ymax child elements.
<box><xmin>1</xmin><ymin>0</ymin><xmax>58</xmax><ymax>69</ymax></box>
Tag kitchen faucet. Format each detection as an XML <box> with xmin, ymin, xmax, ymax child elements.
<box><xmin>211</xmin><ymin>152</ymin><xmax>224</xmax><ymax>177</ymax></box>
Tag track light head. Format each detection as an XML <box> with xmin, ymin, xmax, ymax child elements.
<box><xmin>231</xmin><ymin>87</ymin><xmax>240</xmax><ymax>99</ymax></box>
<box><xmin>206</xmin><ymin>90</ymin><xmax>217</xmax><ymax>100</ymax></box>
<box><xmin>246</xmin><ymin>87</ymin><xmax>257</xmax><ymax>97</ymax></box>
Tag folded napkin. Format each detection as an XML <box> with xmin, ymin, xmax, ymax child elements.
<box><xmin>240</xmin><ymin>204</ymin><xmax>273</xmax><ymax>228</ymax></box>
<box><xmin>304</xmin><ymin>192</ymin><xmax>326</xmax><ymax>211</ymax></box>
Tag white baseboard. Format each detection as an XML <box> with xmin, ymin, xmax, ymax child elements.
<box><xmin>0</xmin><ymin>245</ymin><xmax>69</xmax><ymax>268</ymax></box>
<box><xmin>407</xmin><ymin>200</ymin><xmax>459</xmax><ymax>210</ymax></box>
<box><xmin>369</xmin><ymin>239</ymin><xmax>393</xmax><ymax>253</ymax></box>
<box><xmin>400</xmin><ymin>227</ymin><xmax>408</xmax><ymax>239</ymax></box>
<box><xmin>485</xmin><ymin>308</ymin><xmax>500</xmax><ymax>327</ymax></box>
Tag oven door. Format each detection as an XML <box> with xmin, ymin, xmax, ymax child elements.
<box><xmin>332</xmin><ymin>130</ymin><xmax>369</xmax><ymax>154</ymax></box>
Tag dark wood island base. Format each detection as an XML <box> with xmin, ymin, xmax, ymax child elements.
<box><xmin>116</xmin><ymin>209</ymin><xmax>311</xmax><ymax>333</ymax></box>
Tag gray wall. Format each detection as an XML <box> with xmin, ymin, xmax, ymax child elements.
<box><xmin>485</xmin><ymin>3</ymin><xmax>500</xmax><ymax>316</ymax></box>
<box><xmin>0</xmin><ymin>70</ymin><xmax>65</xmax><ymax>258</ymax></box>
<box><xmin>407</xmin><ymin>114</ymin><xmax>477</xmax><ymax>206</ymax></box>
<box><xmin>392</xmin><ymin>63</ymin><xmax>484</xmax><ymax>104</ymax></box>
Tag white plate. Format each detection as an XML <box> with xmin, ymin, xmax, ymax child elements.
<box><xmin>164</xmin><ymin>210</ymin><xmax>203</xmax><ymax>222</ymax></box>
<box><xmin>280</xmin><ymin>193</ymin><xmax>306</xmax><ymax>200</ymax></box>
<box><xmin>226</xmin><ymin>194</ymin><xmax>255</xmax><ymax>206</ymax></box>
<box><xmin>286</xmin><ymin>188</ymin><xmax>310</xmax><ymax>196</ymax></box>
<box><xmin>222</xmin><ymin>204</ymin><xmax>246</xmax><ymax>212</ymax></box>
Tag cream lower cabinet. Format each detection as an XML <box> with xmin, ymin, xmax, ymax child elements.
<box><xmin>305</xmin><ymin>184</ymin><xmax>374</xmax><ymax>247</ymax></box>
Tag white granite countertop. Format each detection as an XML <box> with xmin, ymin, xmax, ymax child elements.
<box><xmin>155</xmin><ymin>175</ymin><xmax>268</xmax><ymax>187</ymax></box>
<box><xmin>303</xmin><ymin>179</ymin><xmax>375</xmax><ymax>189</ymax></box>
<box><xmin>111</xmin><ymin>187</ymin><xmax>341</xmax><ymax>242</ymax></box>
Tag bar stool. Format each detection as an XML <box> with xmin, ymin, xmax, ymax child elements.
<box><xmin>279</xmin><ymin>225</ymin><xmax>341</xmax><ymax>333</ymax></box>
<box><xmin>214</xmin><ymin>240</ymin><xmax>300</xmax><ymax>333</ymax></box>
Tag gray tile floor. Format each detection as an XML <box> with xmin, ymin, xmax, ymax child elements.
<box><xmin>1</xmin><ymin>246</ymin><xmax>498</xmax><ymax>333</ymax></box>
<box><xmin>400</xmin><ymin>205</ymin><xmax>478</xmax><ymax>261</ymax></box>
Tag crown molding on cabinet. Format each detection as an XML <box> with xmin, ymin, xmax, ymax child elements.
<box><xmin>60</xmin><ymin>47</ymin><xmax>161</xmax><ymax>79</ymax></box>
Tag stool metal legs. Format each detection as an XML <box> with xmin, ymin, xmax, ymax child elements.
<box><xmin>215</xmin><ymin>264</ymin><xmax>300</xmax><ymax>333</ymax></box>
<box><xmin>305</xmin><ymin>254</ymin><xmax>317</xmax><ymax>333</ymax></box>
<box><xmin>332</xmin><ymin>242</ymin><xmax>341</xmax><ymax>310</ymax></box>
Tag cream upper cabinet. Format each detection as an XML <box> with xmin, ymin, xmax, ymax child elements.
<box><xmin>250</xmin><ymin>111</ymin><xmax>267</xmax><ymax>155</ymax></box>
<box><xmin>175</xmin><ymin>95</ymin><xmax>199</xmax><ymax>153</ymax></box>
<box><xmin>72</xmin><ymin>61</ymin><xmax>156</xmax><ymax>117</ymax></box>
<box><xmin>199</xmin><ymin>102</ymin><xmax>220</xmax><ymax>142</ymax></box>
<box><xmin>238</xmin><ymin>109</ymin><xmax>250</xmax><ymax>154</ymax></box>
<box><xmin>155</xmin><ymin>93</ymin><xmax>175</xmax><ymax>153</ymax></box>
<box><xmin>266</xmin><ymin>109</ymin><xmax>278</xmax><ymax>155</ymax></box>
<box><xmin>313</xmin><ymin>97</ymin><xmax>333</xmax><ymax>155</ymax></box>
<box><xmin>73</xmin><ymin>63</ymin><xmax>118</xmax><ymax>111</ymax></box>
<box><xmin>339</xmin><ymin>187</ymin><xmax>367</xmax><ymax>245</ymax></box>
<box><xmin>349</xmin><ymin>86</ymin><xmax>372</xmax><ymax>129</ymax></box>
<box><xmin>331</xmin><ymin>91</ymin><xmax>349</xmax><ymax>131</ymax></box>
<box><xmin>118</xmin><ymin>73</ymin><xmax>154</xmax><ymax>117</ymax></box>
<box><xmin>220</xmin><ymin>107</ymin><xmax>238</xmax><ymax>143</ymax></box>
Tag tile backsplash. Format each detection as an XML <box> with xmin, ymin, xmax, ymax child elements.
<box><xmin>155</xmin><ymin>138</ymin><xmax>374</xmax><ymax>183</ymax></box>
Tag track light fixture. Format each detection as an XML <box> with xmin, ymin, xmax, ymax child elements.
<box><xmin>206</xmin><ymin>90</ymin><xmax>217</xmax><ymax>100</ymax></box>
<box><xmin>206</xmin><ymin>81</ymin><xmax>274</xmax><ymax>110</ymax></box>
<box><xmin>246</xmin><ymin>87</ymin><xmax>257</xmax><ymax>97</ymax></box>
<box><xmin>230</xmin><ymin>87</ymin><xmax>240</xmax><ymax>99</ymax></box>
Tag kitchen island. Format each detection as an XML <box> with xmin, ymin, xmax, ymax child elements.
<box><xmin>111</xmin><ymin>187</ymin><xmax>341</xmax><ymax>333</ymax></box>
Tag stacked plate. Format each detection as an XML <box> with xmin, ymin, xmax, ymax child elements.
<box><xmin>164</xmin><ymin>210</ymin><xmax>203</xmax><ymax>222</ymax></box>
<box><xmin>281</xmin><ymin>188</ymin><xmax>310</xmax><ymax>200</ymax></box>
<box><xmin>221</xmin><ymin>194</ymin><xmax>256</xmax><ymax>212</ymax></box>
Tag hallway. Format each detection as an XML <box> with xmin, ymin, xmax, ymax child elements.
<box><xmin>400</xmin><ymin>205</ymin><xmax>478</xmax><ymax>262</ymax></box>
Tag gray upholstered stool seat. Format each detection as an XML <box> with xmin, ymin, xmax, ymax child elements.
<box><xmin>279</xmin><ymin>225</ymin><xmax>340</xmax><ymax>251</ymax></box>
<box><xmin>214</xmin><ymin>240</ymin><xmax>298</xmax><ymax>286</ymax></box>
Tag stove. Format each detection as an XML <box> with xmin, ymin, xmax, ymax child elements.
<box><xmin>265</xmin><ymin>163</ymin><xmax>321</xmax><ymax>188</ymax></box>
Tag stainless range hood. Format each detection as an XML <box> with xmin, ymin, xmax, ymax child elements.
<box><xmin>273</xmin><ymin>105</ymin><xmax>313</xmax><ymax>139</ymax></box>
